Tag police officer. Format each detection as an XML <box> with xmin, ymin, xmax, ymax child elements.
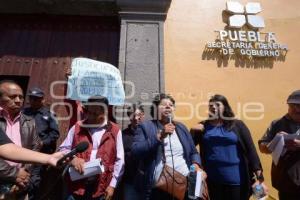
<box><xmin>23</xmin><ymin>87</ymin><xmax>60</xmax><ymax>200</ymax></box>
<box><xmin>23</xmin><ymin>87</ymin><xmax>59</xmax><ymax>154</ymax></box>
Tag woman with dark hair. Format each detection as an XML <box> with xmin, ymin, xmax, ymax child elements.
<box><xmin>132</xmin><ymin>93</ymin><xmax>206</xmax><ymax>200</ymax></box>
<box><xmin>191</xmin><ymin>94</ymin><xmax>268</xmax><ymax>200</ymax></box>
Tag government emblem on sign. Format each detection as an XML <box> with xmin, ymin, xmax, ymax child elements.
<box><xmin>205</xmin><ymin>1</ymin><xmax>288</xmax><ymax>59</ymax></box>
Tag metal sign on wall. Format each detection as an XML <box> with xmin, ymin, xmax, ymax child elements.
<box><xmin>206</xmin><ymin>1</ymin><xmax>288</xmax><ymax>58</ymax></box>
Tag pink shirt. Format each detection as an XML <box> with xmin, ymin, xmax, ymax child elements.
<box><xmin>0</xmin><ymin>107</ymin><xmax>22</xmax><ymax>167</ymax></box>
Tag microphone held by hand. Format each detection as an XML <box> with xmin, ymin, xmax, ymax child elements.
<box><xmin>167</xmin><ymin>114</ymin><xmax>173</xmax><ymax>124</ymax></box>
<box><xmin>57</xmin><ymin>141</ymin><xmax>89</xmax><ymax>167</ymax></box>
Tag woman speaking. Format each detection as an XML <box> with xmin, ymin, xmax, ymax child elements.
<box><xmin>132</xmin><ymin>93</ymin><xmax>206</xmax><ymax>200</ymax></box>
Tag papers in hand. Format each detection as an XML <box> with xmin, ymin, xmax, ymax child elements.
<box><xmin>195</xmin><ymin>171</ymin><xmax>204</xmax><ymax>198</ymax></box>
<box><xmin>69</xmin><ymin>159</ymin><xmax>104</xmax><ymax>181</ymax></box>
<box><xmin>267</xmin><ymin>132</ymin><xmax>300</xmax><ymax>165</ymax></box>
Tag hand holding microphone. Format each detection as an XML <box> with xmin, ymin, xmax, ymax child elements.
<box><xmin>56</xmin><ymin>141</ymin><xmax>89</xmax><ymax>167</ymax></box>
<box><xmin>157</xmin><ymin>114</ymin><xmax>175</xmax><ymax>141</ymax></box>
<box><xmin>161</xmin><ymin>114</ymin><xmax>175</xmax><ymax>138</ymax></box>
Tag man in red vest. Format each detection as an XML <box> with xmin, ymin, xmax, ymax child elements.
<box><xmin>59</xmin><ymin>96</ymin><xmax>124</xmax><ymax>200</ymax></box>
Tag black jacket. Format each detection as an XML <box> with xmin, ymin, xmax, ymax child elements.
<box><xmin>259</xmin><ymin>115</ymin><xmax>300</xmax><ymax>193</ymax></box>
<box><xmin>122</xmin><ymin>125</ymin><xmax>138</xmax><ymax>184</ymax></box>
<box><xmin>0</xmin><ymin>113</ymin><xmax>41</xmax><ymax>183</ymax></box>
<box><xmin>23</xmin><ymin>106</ymin><xmax>59</xmax><ymax>154</ymax></box>
<box><xmin>0</xmin><ymin>129</ymin><xmax>11</xmax><ymax>146</ymax></box>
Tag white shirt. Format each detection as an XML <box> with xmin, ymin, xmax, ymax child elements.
<box><xmin>154</xmin><ymin>130</ymin><xmax>189</xmax><ymax>183</ymax></box>
<box><xmin>59</xmin><ymin>120</ymin><xmax>124</xmax><ymax>188</ymax></box>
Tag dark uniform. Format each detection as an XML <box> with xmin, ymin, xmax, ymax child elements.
<box><xmin>23</xmin><ymin>86</ymin><xmax>60</xmax><ymax>200</ymax></box>
<box><xmin>23</xmin><ymin>106</ymin><xmax>60</xmax><ymax>200</ymax></box>
<box><xmin>23</xmin><ymin>87</ymin><xmax>59</xmax><ymax>200</ymax></box>
<box><xmin>23</xmin><ymin>106</ymin><xmax>59</xmax><ymax>154</ymax></box>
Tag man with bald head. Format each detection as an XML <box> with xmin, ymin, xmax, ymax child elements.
<box><xmin>0</xmin><ymin>80</ymin><xmax>41</xmax><ymax>199</ymax></box>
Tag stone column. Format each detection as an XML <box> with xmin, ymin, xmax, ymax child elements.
<box><xmin>116</xmin><ymin>0</ymin><xmax>172</xmax><ymax>126</ymax></box>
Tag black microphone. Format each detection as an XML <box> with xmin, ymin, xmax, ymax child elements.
<box><xmin>57</xmin><ymin>141</ymin><xmax>89</xmax><ymax>167</ymax></box>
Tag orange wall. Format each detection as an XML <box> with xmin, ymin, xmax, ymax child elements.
<box><xmin>164</xmin><ymin>0</ymin><xmax>300</xmax><ymax>199</ymax></box>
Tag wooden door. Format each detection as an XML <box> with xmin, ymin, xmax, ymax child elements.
<box><xmin>0</xmin><ymin>14</ymin><xmax>120</xmax><ymax>139</ymax></box>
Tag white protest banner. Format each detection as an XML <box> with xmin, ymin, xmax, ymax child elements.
<box><xmin>67</xmin><ymin>58</ymin><xmax>125</xmax><ymax>105</ymax></box>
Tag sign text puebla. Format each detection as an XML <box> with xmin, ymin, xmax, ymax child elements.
<box><xmin>207</xmin><ymin>2</ymin><xmax>288</xmax><ymax>58</ymax></box>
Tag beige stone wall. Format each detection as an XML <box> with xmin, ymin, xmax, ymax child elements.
<box><xmin>164</xmin><ymin>0</ymin><xmax>300</xmax><ymax>199</ymax></box>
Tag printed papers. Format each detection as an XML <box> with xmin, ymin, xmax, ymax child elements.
<box><xmin>267</xmin><ymin>132</ymin><xmax>300</xmax><ymax>165</ymax></box>
<box><xmin>195</xmin><ymin>171</ymin><xmax>202</xmax><ymax>198</ymax></box>
<box><xmin>268</xmin><ymin>134</ymin><xmax>285</xmax><ymax>165</ymax></box>
<box><xmin>69</xmin><ymin>159</ymin><xmax>104</xmax><ymax>181</ymax></box>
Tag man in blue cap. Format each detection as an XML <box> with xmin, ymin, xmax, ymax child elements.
<box><xmin>23</xmin><ymin>87</ymin><xmax>60</xmax><ymax>200</ymax></box>
<box><xmin>24</xmin><ymin>87</ymin><xmax>60</xmax><ymax>154</ymax></box>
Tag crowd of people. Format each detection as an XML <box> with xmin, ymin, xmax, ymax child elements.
<box><xmin>0</xmin><ymin>78</ymin><xmax>299</xmax><ymax>200</ymax></box>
